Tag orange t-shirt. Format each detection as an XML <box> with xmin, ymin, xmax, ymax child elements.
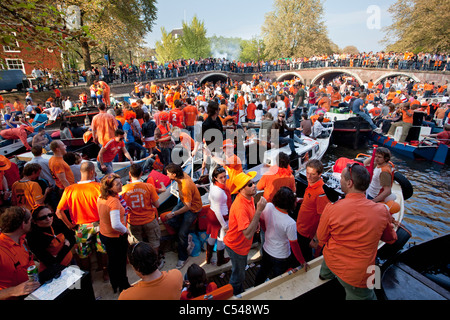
<box><xmin>118</xmin><ymin>270</ymin><xmax>183</xmax><ymax>300</ymax></box>
<box><xmin>49</xmin><ymin>156</ymin><xmax>75</xmax><ymax>189</ymax></box>
<box><xmin>296</xmin><ymin>179</ymin><xmax>330</xmax><ymax>239</ymax></box>
<box><xmin>182</xmin><ymin>105</ymin><xmax>198</xmax><ymax>127</ymax></box>
<box><xmin>317</xmin><ymin>193</ymin><xmax>397</xmax><ymax>288</ymax></box>
<box><xmin>401</xmin><ymin>109</ymin><xmax>413</xmax><ymax>123</ymax></box>
<box><xmin>237</xmin><ymin>96</ymin><xmax>245</xmax><ymax>110</ymax></box>
<box><xmin>257</xmin><ymin>166</ymin><xmax>296</xmax><ymax>203</ymax></box>
<box><xmin>317</xmin><ymin>97</ymin><xmax>330</xmax><ymax>111</ymax></box>
<box><xmin>98</xmin><ymin>196</ymin><xmax>126</xmax><ymax>238</ymax></box>
<box><xmin>223</xmin><ymin>193</ymin><xmax>256</xmax><ymax>256</ymax></box>
<box><xmin>57</xmin><ymin>181</ymin><xmax>101</xmax><ymax>225</ymax></box>
<box><xmin>121</xmin><ymin>182</ymin><xmax>159</xmax><ymax>226</ymax></box>
<box><xmin>330</xmin><ymin>92</ymin><xmax>341</xmax><ymax>107</ymax></box>
<box><xmin>91</xmin><ymin>112</ymin><xmax>118</xmax><ymax>146</ymax></box>
<box><xmin>0</xmin><ymin>234</ymin><xmax>35</xmax><ymax>291</ymax></box>
<box><xmin>11</xmin><ymin>180</ymin><xmax>43</xmax><ymax>211</ymax></box>
<box><xmin>177</xmin><ymin>173</ymin><xmax>202</xmax><ymax>213</ymax></box>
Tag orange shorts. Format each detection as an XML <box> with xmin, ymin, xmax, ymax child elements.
<box><xmin>145</xmin><ymin>140</ymin><xmax>156</xmax><ymax>149</ymax></box>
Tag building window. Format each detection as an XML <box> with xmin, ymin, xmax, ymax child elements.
<box><xmin>5</xmin><ymin>59</ymin><xmax>25</xmax><ymax>73</ymax></box>
<box><xmin>3</xmin><ymin>33</ymin><xmax>20</xmax><ymax>52</ymax></box>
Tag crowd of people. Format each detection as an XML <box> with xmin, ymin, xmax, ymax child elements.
<box><xmin>0</xmin><ymin>65</ymin><xmax>449</xmax><ymax>301</ymax></box>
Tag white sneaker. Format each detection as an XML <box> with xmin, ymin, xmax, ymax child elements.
<box><xmin>176</xmin><ymin>260</ymin><xmax>186</xmax><ymax>269</ymax></box>
<box><xmin>374</xmin><ymin>128</ymin><xmax>382</xmax><ymax>134</ymax></box>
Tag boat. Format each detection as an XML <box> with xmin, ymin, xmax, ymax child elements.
<box><xmin>0</xmin><ymin>135</ymin><xmax>33</xmax><ymax>157</ymax></box>
<box><xmin>331</xmin><ymin>116</ymin><xmax>373</xmax><ymax>149</ymax></box>
<box><xmin>371</xmin><ymin>131</ymin><xmax>449</xmax><ymax>165</ymax></box>
<box><xmin>45</xmin><ymin>107</ymin><xmax>99</xmax><ymax>130</ymax></box>
<box><xmin>262</xmin><ymin>122</ymin><xmax>334</xmax><ymax>171</ymax></box>
<box><xmin>380</xmin><ymin>233</ymin><xmax>450</xmax><ymax>300</ymax></box>
<box><xmin>222</xmin><ymin>149</ymin><xmax>411</xmax><ymax>300</ymax></box>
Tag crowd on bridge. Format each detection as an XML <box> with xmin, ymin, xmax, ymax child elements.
<box><xmin>0</xmin><ymin>62</ymin><xmax>449</xmax><ymax>301</ymax></box>
<box><xmin>26</xmin><ymin>50</ymin><xmax>450</xmax><ymax>91</ymax></box>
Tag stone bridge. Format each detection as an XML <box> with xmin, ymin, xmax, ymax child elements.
<box><xmin>181</xmin><ymin>67</ymin><xmax>449</xmax><ymax>86</ymax></box>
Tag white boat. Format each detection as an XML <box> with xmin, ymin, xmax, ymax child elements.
<box><xmin>263</xmin><ymin>122</ymin><xmax>333</xmax><ymax>170</ymax></box>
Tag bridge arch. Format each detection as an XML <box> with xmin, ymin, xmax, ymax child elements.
<box><xmin>311</xmin><ymin>69</ymin><xmax>364</xmax><ymax>86</ymax></box>
<box><xmin>199</xmin><ymin>72</ymin><xmax>230</xmax><ymax>84</ymax></box>
<box><xmin>276</xmin><ymin>72</ymin><xmax>305</xmax><ymax>84</ymax></box>
<box><xmin>373</xmin><ymin>72</ymin><xmax>421</xmax><ymax>85</ymax></box>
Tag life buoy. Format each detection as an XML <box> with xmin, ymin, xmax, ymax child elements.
<box><xmin>393</xmin><ymin>171</ymin><xmax>413</xmax><ymax>201</ymax></box>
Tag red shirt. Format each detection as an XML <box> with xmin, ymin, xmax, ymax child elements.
<box><xmin>169</xmin><ymin>108</ymin><xmax>184</xmax><ymax>128</ymax></box>
<box><xmin>98</xmin><ymin>138</ymin><xmax>125</xmax><ymax>163</ymax></box>
<box><xmin>247</xmin><ymin>103</ymin><xmax>256</xmax><ymax>120</ymax></box>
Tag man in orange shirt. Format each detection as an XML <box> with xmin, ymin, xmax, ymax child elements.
<box><xmin>317</xmin><ymin>163</ymin><xmax>397</xmax><ymax>300</ymax></box>
<box><xmin>0</xmin><ymin>207</ymin><xmax>40</xmax><ymax>300</ymax></box>
<box><xmin>121</xmin><ymin>164</ymin><xmax>161</xmax><ymax>255</ymax></box>
<box><xmin>296</xmin><ymin>159</ymin><xmax>330</xmax><ymax>262</ymax></box>
<box><xmin>169</xmin><ymin>99</ymin><xmax>184</xmax><ymax>129</ymax></box>
<box><xmin>387</xmin><ymin>103</ymin><xmax>413</xmax><ymax>142</ymax></box>
<box><xmin>165</xmin><ymin>163</ymin><xmax>202</xmax><ymax>269</ymax></box>
<box><xmin>224</xmin><ymin>171</ymin><xmax>266</xmax><ymax>295</ymax></box>
<box><xmin>330</xmin><ymin>87</ymin><xmax>341</xmax><ymax>109</ymax></box>
<box><xmin>48</xmin><ymin>140</ymin><xmax>75</xmax><ymax>191</ymax></box>
<box><xmin>182</xmin><ymin>97</ymin><xmax>198</xmax><ymax>138</ymax></box>
<box><xmin>91</xmin><ymin>102</ymin><xmax>118</xmax><ymax>147</ymax></box>
<box><xmin>12</xmin><ymin>163</ymin><xmax>49</xmax><ymax>211</ymax></box>
<box><xmin>246</xmin><ymin>99</ymin><xmax>257</xmax><ymax>122</ymax></box>
<box><xmin>118</xmin><ymin>242</ymin><xmax>183</xmax><ymax>300</ymax></box>
<box><xmin>56</xmin><ymin>161</ymin><xmax>108</xmax><ymax>279</ymax></box>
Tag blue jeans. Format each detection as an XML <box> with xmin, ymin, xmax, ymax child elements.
<box><xmin>279</xmin><ymin>136</ymin><xmax>297</xmax><ymax>155</ymax></box>
<box><xmin>254</xmin><ymin>247</ymin><xmax>290</xmax><ymax>286</ymax></box>
<box><xmin>97</xmin><ymin>161</ymin><xmax>113</xmax><ymax>174</ymax></box>
<box><xmin>166</xmin><ymin>201</ymin><xmax>199</xmax><ymax>261</ymax></box>
<box><xmin>225</xmin><ymin>246</ymin><xmax>248</xmax><ymax>295</ymax></box>
<box><xmin>353</xmin><ymin>110</ymin><xmax>377</xmax><ymax>130</ymax></box>
<box><xmin>293</xmin><ymin>108</ymin><xmax>302</xmax><ymax>128</ymax></box>
<box><xmin>126</xmin><ymin>141</ymin><xmax>148</xmax><ymax>160</ymax></box>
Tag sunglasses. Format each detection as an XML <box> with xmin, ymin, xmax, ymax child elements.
<box><xmin>346</xmin><ymin>162</ymin><xmax>362</xmax><ymax>182</ymax></box>
<box><xmin>245</xmin><ymin>181</ymin><xmax>255</xmax><ymax>188</ymax></box>
<box><xmin>35</xmin><ymin>213</ymin><xmax>55</xmax><ymax>221</ymax></box>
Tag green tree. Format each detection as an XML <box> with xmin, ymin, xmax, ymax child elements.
<box><xmin>261</xmin><ymin>0</ymin><xmax>333</xmax><ymax>59</ymax></box>
<box><xmin>180</xmin><ymin>16</ymin><xmax>210</xmax><ymax>59</ymax></box>
<box><xmin>239</xmin><ymin>37</ymin><xmax>266</xmax><ymax>63</ymax></box>
<box><xmin>381</xmin><ymin>0</ymin><xmax>450</xmax><ymax>52</ymax></box>
<box><xmin>155</xmin><ymin>27</ymin><xmax>182</xmax><ymax>63</ymax></box>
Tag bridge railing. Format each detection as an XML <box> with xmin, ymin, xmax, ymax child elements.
<box><xmin>110</xmin><ymin>58</ymin><xmax>448</xmax><ymax>84</ymax></box>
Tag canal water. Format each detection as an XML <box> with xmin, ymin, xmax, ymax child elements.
<box><xmin>322</xmin><ymin>143</ymin><xmax>450</xmax><ymax>247</ymax></box>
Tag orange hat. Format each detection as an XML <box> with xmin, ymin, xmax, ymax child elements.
<box><xmin>223</xmin><ymin>116</ymin><xmax>235</xmax><ymax>124</ymax></box>
<box><xmin>159</xmin><ymin>111</ymin><xmax>169</xmax><ymax>122</ymax></box>
<box><xmin>230</xmin><ymin>171</ymin><xmax>257</xmax><ymax>195</ymax></box>
<box><xmin>0</xmin><ymin>155</ymin><xmax>11</xmax><ymax>171</ymax></box>
<box><xmin>222</xmin><ymin>139</ymin><xmax>234</xmax><ymax>149</ymax></box>
<box><xmin>131</xmin><ymin>102</ymin><xmax>138</xmax><ymax>108</ymax></box>
<box><xmin>353</xmin><ymin>91</ymin><xmax>360</xmax><ymax>97</ymax></box>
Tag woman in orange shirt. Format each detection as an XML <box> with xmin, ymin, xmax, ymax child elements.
<box><xmin>98</xmin><ymin>173</ymin><xmax>130</xmax><ymax>293</ymax></box>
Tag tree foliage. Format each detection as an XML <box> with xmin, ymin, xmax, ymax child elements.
<box><xmin>239</xmin><ymin>37</ymin><xmax>266</xmax><ymax>63</ymax></box>
<box><xmin>180</xmin><ymin>16</ymin><xmax>210</xmax><ymax>60</ymax></box>
<box><xmin>382</xmin><ymin>0</ymin><xmax>450</xmax><ymax>53</ymax></box>
<box><xmin>261</xmin><ymin>0</ymin><xmax>333</xmax><ymax>59</ymax></box>
<box><xmin>155</xmin><ymin>27</ymin><xmax>182</xmax><ymax>63</ymax></box>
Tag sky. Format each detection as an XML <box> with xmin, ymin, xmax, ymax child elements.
<box><xmin>144</xmin><ymin>0</ymin><xmax>396</xmax><ymax>53</ymax></box>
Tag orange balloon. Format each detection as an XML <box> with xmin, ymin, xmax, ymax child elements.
<box><xmin>385</xmin><ymin>200</ymin><xmax>401</xmax><ymax>214</ymax></box>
